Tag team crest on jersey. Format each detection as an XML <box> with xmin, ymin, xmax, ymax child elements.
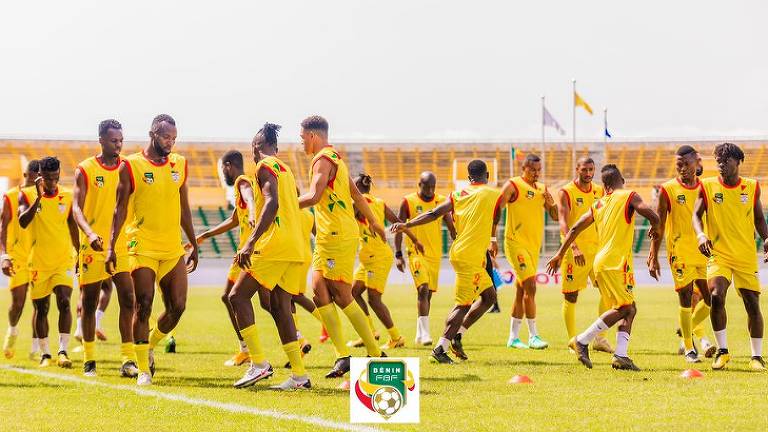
<box><xmin>517</xmin><ymin>254</ymin><xmax>527</xmax><ymax>270</ymax></box>
<box><xmin>171</xmin><ymin>170</ymin><xmax>181</xmax><ymax>183</ymax></box>
<box><xmin>416</xmin><ymin>205</ymin><xmax>423</xmax><ymax>214</ymax></box>
<box><xmin>58</xmin><ymin>203</ymin><xmax>66</xmax><ymax>213</ymax></box>
<box><xmin>526</xmin><ymin>190</ymin><xmax>535</xmax><ymax>199</ymax></box>
<box><xmin>575</xmin><ymin>197</ymin><xmax>584</xmax><ymax>207</ymax></box>
<box><xmin>95</xmin><ymin>176</ymin><xmax>105</xmax><ymax>188</ymax></box>
<box><xmin>740</xmin><ymin>193</ymin><xmax>749</xmax><ymax>204</ymax></box>
<box><xmin>326</xmin><ymin>258</ymin><xmax>335</xmax><ymax>269</ymax></box>
<box><xmin>676</xmin><ymin>194</ymin><xmax>686</xmax><ymax>204</ymax></box>
<box><xmin>143</xmin><ymin>172</ymin><xmax>154</xmax><ymax>184</ymax></box>
<box><xmin>713</xmin><ymin>192</ymin><xmax>723</xmax><ymax>204</ymax></box>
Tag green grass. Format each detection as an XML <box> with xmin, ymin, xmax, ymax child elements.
<box><xmin>2</xmin><ymin>282</ymin><xmax>768</xmax><ymax>431</ymax></box>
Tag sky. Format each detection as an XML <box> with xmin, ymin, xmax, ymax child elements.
<box><xmin>1</xmin><ymin>1</ymin><xmax>766</xmax><ymax>142</ymax></box>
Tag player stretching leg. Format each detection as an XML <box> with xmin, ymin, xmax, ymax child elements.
<box><xmin>547</xmin><ymin>164</ymin><xmax>660</xmax><ymax>370</ymax></box>
<box><xmin>1</xmin><ymin>159</ymin><xmax>39</xmax><ymax>359</ymax></box>
<box><xmin>693</xmin><ymin>143</ymin><xmax>768</xmax><ymax>371</ymax></box>
<box><xmin>392</xmin><ymin>160</ymin><xmax>500</xmax><ymax>364</ymax></box>
<box><xmin>108</xmin><ymin>114</ymin><xmax>199</xmax><ymax>386</ymax></box>
<box><xmin>394</xmin><ymin>172</ymin><xmax>455</xmax><ymax>346</ymax></box>
<box><xmin>19</xmin><ymin>157</ymin><xmax>79</xmax><ymax>368</ymax></box>
<box><xmin>558</xmin><ymin>157</ymin><xmax>613</xmax><ymax>353</ymax></box>
<box><xmin>647</xmin><ymin>145</ymin><xmax>713</xmax><ymax>364</ymax></box>
<box><xmin>348</xmin><ymin>173</ymin><xmax>423</xmax><ymax>351</ymax></box>
<box><xmin>298</xmin><ymin>116</ymin><xmax>386</xmax><ymax>378</ymax></box>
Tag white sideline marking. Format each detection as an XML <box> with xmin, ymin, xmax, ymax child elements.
<box><xmin>1</xmin><ymin>366</ymin><xmax>382</xmax><ymax>432</ymax></box>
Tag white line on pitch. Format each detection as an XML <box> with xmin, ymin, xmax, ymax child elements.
<box><xmin>1</xmin><ymin>366</ymin><xmax>383</xmax><ymax>432</ymax></box>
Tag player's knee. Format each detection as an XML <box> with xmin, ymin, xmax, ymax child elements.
<box><xmin>168</xmin><ymin>298</ymin><xmax>186</xmax><ymax>317</ymax></box>
<box><xmin>57</xmin><ymin>297</ymin><xmax>71</xmax><ymax>314</ymax></box>
<box><xmin>564</xmin><ymin>292</ymin><xmax>578</xmax><ymax>303</ymax></box>
<box><xmin>135</xmin><ymin>296</ymin><xmax>153</xmax><ymax>315</ymax></box>
<box><xmin>220</xmin><ymin>292</ymin><xmax>231</xmax><ymax>306</ymax></box>
<box><xmin>481</xmin><ymin>288</ymin><xmax>497</xmax><ymax>305</ymax></box>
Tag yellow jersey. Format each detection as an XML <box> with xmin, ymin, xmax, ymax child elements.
<box><xmin>700</xmin><ymin>176</ymin><xmax>760</xmax><ymax>272</ymax></box>
<box><xmin>505</xmin><ymin>176</ymin><xmax>547</xmax><ymax>252</ymax></box>
<box><xmin>301</xmin><ymin>208</ymin><xmax>314</xmax><ymax>262</ymax></box>
<box><xmin>2</xmin><ymin>186</ymin><xmax>32</xmax><ymax>261</ymax></box>
<box><xmin>592</xmin><ymin>189</ymin><xmax>636</xmax><ymax>273</ymax></box>
<box><xmin>124</xmin><ymin>151</ymin><xmax>187</xmax><ymax>260</ymax></box>
<box><xmin>357</xmin><ymin>194</ymin><xmax>392</xmax><ymax>264</ymax></box>
<box><xmin>403</xmin><ymin>192</ymin><xmax>445</xmax><ymax>258</ymax></box>
<box><xmin>21</xmin><ymin>186</ymin><xmax>75</xmax><ymax>271</ymax></box>
<box><xmin>449</xmin><ymin>184</ymin><xmax>501</xmax><ymax>264</ymax></box>
<box><xmin>77</xmin><ymin>156</ymin><xmax>128</xmax><ymax>258</ymax></box>
<box><xmin>251</xmin><ymin>155</ymin><xmax>305</xmax><ymax>262</ymax></box>
<box><xmin>233</xmin><ymin>174</ymin><xmax>256</xmax><ymax>249</ymax></box>
<box><xmin>309</xmin><ymin>146</ymin><xmax>358</xmax><ymax>244</ymax></box>
<box><xmin>659</xmin><ymin>178</ymin><xmax>707</xmax><ymax>267</ymax></box>
<box><xmin>560</xmin><ymin>181</ymin><xmax>604</xmax><ymax>253</ymax></box>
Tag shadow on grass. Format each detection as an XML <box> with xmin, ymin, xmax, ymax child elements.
<box><xmin>421</xmin><ymin>373</ymin><xmax>481</xmax><ymax>382</ymax></box>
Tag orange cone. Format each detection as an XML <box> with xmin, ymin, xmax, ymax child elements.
<box><xmin>680</xmin><ymin>369</ymin><xmax>704</xmax><ymax>379</ymax></box>
<box><xmin>508</xmin><ymin>375</ymin><xmax>533</xmax><ymax>384</ymax></box>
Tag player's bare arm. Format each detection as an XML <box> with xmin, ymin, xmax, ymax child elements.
<box><xmin>753</xmin><ymin>190</ymin><xmax>768</xmax><ymax>263</ymax></box>
<box><xmin>631</xmin><ymin>192</ymin><xmax>660</xmax><ymax>238</ymax></box>
<box><xmin>193</xmin><ymin>208</ymin><xmax>238</xmax><ymax>248</ymax></box>
<box><xmin>391</xmin><ymin>199</ymin><xmax>452</xmax><ymax>234</ymax></box>
<box><xmin>647</xmin><ymin>186</ymin><xmax>669</xmax><ymax>280</ymax></box>
<box><xmin>67</xmin><ymin>208</ymin><xmax>80</xmax><ymax>253</ymax></box>
<box><xmin>0</xmin><ymin>199</ymin><xmax>13</xmax><ymax>276</ymax></box>
<box><xmin>18</xmin><ymin>177</ymin><xmax>43</xmax><ymax>229</ymax></box>
<box><xmin>235</xmin><ymin>167</ymin><xmax>277</xmax><ymax>270</ymax></box>
<box><xmin>350</xmin><ymin>178</ymin><xmax>386</xmax><ymax>240</ymax></box>
<box><xmin>546</xmin><ymin>210</ymin><xmax>595</xmax><ymax>274</ymax></box>
<box><xmin>394</xmin><ymin>198</ymin><xmax>408</xmax><ymax>272</ymax></box>
<box><xmin>384</xmin><ymin>204</ymin><xmax>423</xmax><ymax>254</ymax></box>
<box><xmin>106</xmin><ymin>162</ymin><xmax>132</xmax><ymax>274</ymax></box>
<box><xmin>180</xmin><ymin>180</ymin><xmax>199</xmax><ymax>273</ymax></box>
<box><xmin>557</xmin><ymin>188</ymin><xmax>585</xmax><ymax>266</ymax></box>
<box><xmin>443</xmin><ymin>212</ymin><xmax>456</xmax><ymax>240</ymax></box>
<box><xmin>238</xmin><ymin>178</ymin><xmax>257</xmax><ymax>229</ymax></box>
<box><xmin>72</xmin><ymin>167</ymin><xmax>102</xmax><ymax>251</ymax></box>
<box><xmin>543</xmin><ymin>188</ymin><xmax>559</xmax><ymax>221</ymax></box>
<box><xmin>692</xmin><ymin>188</ymin><xmax>711</xmax><ymax>258</ymax></box>
<box><xmin>298</xmin><ymin>156</ymin><xmax>332</xmax><ymax>209</ymax></box>
<box><xmin>489</xmin><ymin>180</ymin><xmax>519</xmax><ymax>256</ymax></box>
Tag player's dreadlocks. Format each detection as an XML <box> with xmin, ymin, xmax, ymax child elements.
<box><xmin>713</xmin><ymin>142</ymin><xmax>744</xmax><ymax>164</ymax></box>
<box><xmin>258</xmin><ymin>123</ymin><xmax>282</xmax><ymax>146</ymax></box>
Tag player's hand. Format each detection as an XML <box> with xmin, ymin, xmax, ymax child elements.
<box><xmin>543</xmin><ymin>190</ymin><xmax>555</xmax><ymax>208</ymax></box>
<box><xmin>389</xmin><ymin>222</ymin><xmax>406</xmax><ymax>234</ymax></box>
<box><xmin>1</xmin><ymin>256</ymin><xmax>15</xmax><ymax>277</ymax></box>
<box><xmin>395</xmin><ymin>255</ymin><xmax>405</xmax><ymax>272</ymax></box>
<box><xmin>488</xmin><ymin>239</ymin><xmax>498</xmax><ymax>258</ymax></box>
<box><xmin>248</xmin><ymin>216</ymin><xmax>256</xmax><ymax>229</ymax></box>
<box><xmin>371</xmin><ymin>222</ymin><xmax>387</xmax><ymax>241</ymax></box>
<box><xmin>763</xmin><ymin>241</ymin><xmax>768</xmax><ymax>263</ymax></box>
<box><xmin>413</xmin><ymin>241</ymin><xmax>425</xmax><ymax>255</ymax></box>
<box><xmin>195</xmin><ymin>234</ymin><xmax>207</xmax><ymax>246</ymax></box>
<box><xmin>105</xmin><ymin>248</ymin><xmax>117</xmax><ymax>275</ymax></box>
<box><xmin>186</xmin><ymin>246</ymin><xmax>199</xmax><ymax>273</ymax></box>
<box><xmin>697</xmin><ymin>235</ymin><xmax>713</xmax><ymax>258</ymax></box>
<box><xmin>647</xmin><ymin>254</ymin><xmax>661</xmax><ymax>281</ymax></box>
<box><xmin>235</xmin><ymin>244</ymin><xmax>254</xmax><ymax>270</ymax></box>
<box><xmin>571</xmin><ymin>244</ymin><xmax>585</xmax><ymax>266</ymax></box>
<box><xmin>34</xmin><ymin>176</ymin><xmax>44</xmax><ymax>198</ymax></box>
<box><xmin>88</xmin><ymin>233</ymin><xmax>104</xmax><ymax>252</ymax></box>
<box><xmin>647</xmin><ymin>225</ymin><xmax>660</xmax><ymax>241</ymax></box>
<box><xmin>546</xmin><ymin>252</ymin><xmax>563</xmax><ymax>275</ymax></box>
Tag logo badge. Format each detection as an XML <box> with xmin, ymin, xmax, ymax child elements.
<box><xmin>326</xmin><ymin>258</ymin><xmax>335</xmax><ymax>269</ymax></box>
<box><xmin>740</xmin><ymin>193</ymin><xmax>748</xmax><ymax>204</ymax></box>
<box><xmin>526</xmin><ymin>190</ymin><xmax>535</xmax><ymax>199</ymax></box>
<box><xmin>171</xmin><ymin>170</ymin><xmax>181</xmax><ymax>183</ymax></box>
<box><xmin>350</xmin><ymin>358</ymin><xmax>419</xmax><ymax>423</ymax></box>
<box><xmin>713</xmin><ymin>192</ymin><xmax>723</xmax><ymax>204</ymax></box>
<box><xmin>575</xmin><ymin>197</ymin><xmax>584</xmax><ymax>207</ymax></box>
<box><xmin>95</xmin><ymin>176</ymin><xmax>105</xmax><ymax>188</ymax></box>
<box><xmin>676</xmin><ymin>194</ymin><xmax>686</xmax><ymax>204</ymax></box>
<box><xmin>143</xmin><ymin>172</ymin><xmax>154</xmax><ymax>184</ymax></box>
<box><xmin>416</xmin><ymin>205</ymin><xmax>423</xmax><ymax>214</ymax></box>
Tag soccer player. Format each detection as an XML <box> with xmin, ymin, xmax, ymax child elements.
<box><xmin>1</xmin><ymin>159</ymin><xmax>39</xmax><ymax>359</ymax></box>
<box><xmin>557</xmin><ymin>157</ymin><xmax>613</xmax><ymax>353</ymax></box>
<box><xmin>348</xmin><ymin>173</ymin><xmax>423</xmax><ymax>351</ymax></box>
<box><xmin>391</xmin><ymin>160</ymin><xmax>501</xmax><ymax>364</ymax></box>
<box><xmin>298</xmin><ymin>115</ymin><xmax>387</xmax><ymax>378</ymax></box>
<box><xmin>692</xmin><ymin>142</ymin><xmax>768</xmax><ymax>370</ymax></box>
<box><xmin>394</xmin><ymin>171</ymin><xmax>456</xmax><ymax>346</ymax></box>
<box><xmin>193</xmin><ymin>150</ymin><xmax>256</xmax><ymax>367</ymax></box>
<box><xmin>71</xmin><ymin>119</ymin><xmax>139</xmax><ymax>377</ymax></box>
<box><xmin>547</xmin><ymin>164</ymin><xmax>660</xmax><ymax>370</ymax></box>
<box><xmin>227</xmin><ymin>123</ymin><xmax>311</xmax><ymax>390</ymax></box>
<box><xmin>647</xmin><ymin>145</ymin><xmax>714</xmax><ymax>363</ymax></box>
<box><xmin>107</xmin><ymin>114</ymin><xmax>199</xmax><ymax>386</ymax></box>
<box><xmin>19</xmin><ymin>156</ymin><xmax>79</xmax><ymax>368</ymax></box>
<box><xmin>501</xmin><ymin>154</ymin><xmax>558</xmax><ymax>349</ymax></box>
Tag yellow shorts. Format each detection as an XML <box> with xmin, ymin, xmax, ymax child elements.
<box><xmin>560</xmin><ymin>249</ymin><xmax>597</xmax><ymax>293</ymax></box>
<box><xmin>227</xmin><ymin>263</ymin><xmax>242</xmax><ymax>284</ymax></box>
<box><xmin>129</xmin><ymin>254</ymin><xmax>184</xmax><ymax>281</ymax></box>
<box><xmin>707</xmin><ymin>259</ymin><xmax>760</xmax><ymax>294</ymax></box>
<box><xmin>312</xmin><ymin>237</ymin><xmax>358</xmax><ymax>284</ymax></box>
<box><xmin>7</xmin><ymin>256</ymin><xmax>30</xmax><ymax>289</ymax></box>
<box><xmin>451</xmin><ymin>258</ymin><xmax>492</xmax><ymax>306</ymax></box>
<box><xmin>506</xmin><ymin>243</ymin><xmax>539</xmax><ymax>285</ymax></box>
<box><xmin>595</xmin><ymin>270</ymin><xmax>635</xmax><ymax>308</ymax></box>
<box><xmin>297</xmin><ymin>261</ymin><xmax>310</xmax><ymax>294</ymax></box>
<box><xmin>669</xmin><ymin>256</ymin><xmax>707</xmax><ymax>290</ymax></box>
<box><xmin>79</xmin><ymin>253</ymin><xmax>129</xmax><ymax>285</ymax></box>
<box><xmin>30</xmin><ymin>267</ymin><xmax>74</xmax><ymax>300</ymax></box>
<box><xmin>408</xmin><ymin>254</ymin><xmax>440</xmax><ymax>292</ymax></box>
<box><xmin>354</xmin><ymin>257</ymin><xmax>392</xmax><ymax>293</ymax></box>
<box><xmin>246</xmin><ymin>260</ymin><xmax>305</xmax><ymax>295</ymax></box>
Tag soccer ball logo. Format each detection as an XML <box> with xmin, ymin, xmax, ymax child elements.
<box><xmin>372</xmin><ymin>386</ymin><xmax>402</xmax><ymax>418</ymax></box>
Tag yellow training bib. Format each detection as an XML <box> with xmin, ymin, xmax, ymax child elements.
<box><xmin>560</xmin><ymin>180</ymin><xmax>603</xmax><ymax>252</ymax></box>
<box><xmin>309</xmin><ymin>147</ymin><xmax>358</xmax><ymax>243</ymax></box>
<box><xmin>449</xmin><ymin>184</ymin><xmax>501</xmax><ymax>264</ymax></box>
<box><xmin>660</xmin><ymin>177</ymin><xmax>707</xmax><ymax>268</ymax></box>
<box><xmin>21</xmin><ymin>186</ymin><xmax>75</xmax><ymax>271</ymax></box>
<box><xmin>233</xmin><ymin>174</ymin><xmax>256</xmax><ymax>249</ymax></box>
<box><xmin>505</xmin><ymin>176</ymin><xmax>547</xmax><ymax>252</ymax></box>
<box><xmin>357</xmin><ymin>193</ymin><xmax>392</xmax><ymax>263</ymax></box>
<box><xmin>403</xmin><ymin>192</ymin><xmax>445</xmax><ymax>259</ymax></box>
<box><xmin>78</xmin><ymin>156</ymin><xmax>128</xmax><ymax>258</ymax></box>
<box><xmin>3</xmin><ymin>187</ymin><xmax>32</xmax><ymax>261</ymax></box>
<box><xmin>593</xmin><ymin>189</ymin><xmax>636</xmax><ymax>273</ymax></box>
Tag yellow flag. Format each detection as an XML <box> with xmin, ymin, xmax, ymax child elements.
<box><xmin>574</xmin><ymin>91</ymin><xmax>593</xmax><ymax>115</ymax></box>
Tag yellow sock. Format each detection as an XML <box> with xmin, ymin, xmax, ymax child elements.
<box><xmin>283</xmin><ymin>341</ymin><xmax>305</xmax><ymax>376</ymax></box>
<box><xmin>691</xmin><ymin>302</ymin><xmax>711</xmax><ymax>337</ymax></box>
<box><xmin>120</xmin><ymin>342</ymin><xmax>137</xmax><ymax>365</ymax></box>
<box><xmin>679</xmin><ymin>306</ymin><xmax>693</xmax><ymax>351</ymax></box>
<box><xmin>83</xmin><ymin>341</ymin><xmax>96</xmax><ymax>363</ymax></box>
<box><xmin>367</xmin><ymin>314</ymin><xmax>376</xmax><ymax>333</ymax></box>
<box><xmin>240</xmin><ymin>324</ymin><xmax>266</xmax><ymax>364</ymax></box>
<box><xmin>317</xmin><ymin>304</ymin><xmax>350</xmax><ymax>358</ymax></box>
<box><xmin>134</xmin><ymin>343</ymin><xmax>150</xmax><ymax>373</ymax></box>
<box><xmin>387</xmin><ymin>326</ymin><xmax>401</xmax><ymax>341</ymax></box>
<box><xmin>310</xmin><ymin>308</ymin><xmax>323</xmax><ymax>323</ymax></box>
<box><xmin>562</xmin><ymin>300</ymin><xmax>577</xmax><ymax>339</ymax></box>
<box><xmin>148</xmin><ymin>328</ymin><xmax>167</xmax><ymax>349</ymax></box>
<box><xmin>342</xmin><ymin>302</ymin><xmax>381</xmax><ymax>357</ymax></box>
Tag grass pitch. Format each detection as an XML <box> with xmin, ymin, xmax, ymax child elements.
<box><xmin>2</xmin><ymin>281</ymin><xmax>768</xmax><ymax>431</ymax></box>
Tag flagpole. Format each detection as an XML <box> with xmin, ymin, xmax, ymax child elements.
<box><xmin>603</xmin><ymin>108</ymin><xmax>608</xmax><ymax>146</ymax></box>
<box><xmin>541</xmin><ymin>95</ymin><xmax>546</xmax><ymax>180</ymax></box>
<box><xmin>572</xmin><ymin>78</ymin><xmax>577</xmax><ymax>169</ymax></box>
